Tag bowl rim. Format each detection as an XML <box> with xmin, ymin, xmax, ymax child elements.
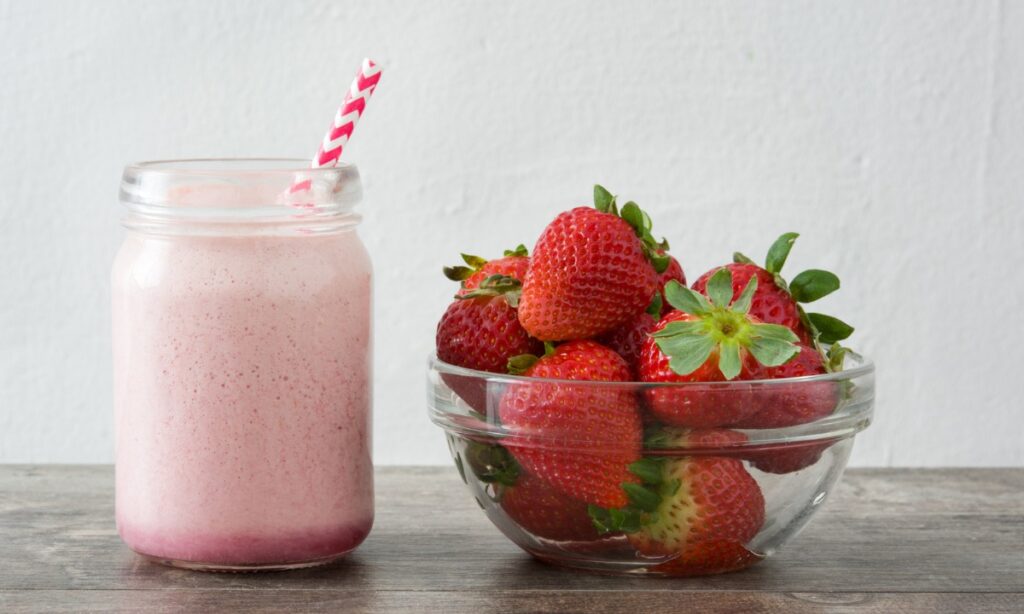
<box><xmin>429</xmin><ymin>352</ymin><xmax>874</xmax><ymax>388</ymax></box>
<box><xmin>428</xmin><ymin>353</ymin><xmax>875</xmax><ymax>447</ymax></box>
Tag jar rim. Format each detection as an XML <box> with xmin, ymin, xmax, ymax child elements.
<box><xmin>124</xmin><ymin>158</ymin><xmax>358</xmax><ymax>176</ymax></box>
<box><xmin>120</xmin><ymin>158</ymin><xmax>362</xmax><ymax>233</ymax></box>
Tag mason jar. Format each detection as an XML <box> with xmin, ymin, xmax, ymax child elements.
<box><xmin>112</xmin><ymin>159</ymin><xmax>373</xmax><ymax>570</ymax></box>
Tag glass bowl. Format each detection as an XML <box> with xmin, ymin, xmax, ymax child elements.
<box><xmin>427</xmin><ymin>353</ymin><xmax>874</xmax><ymax>577</ymax></box>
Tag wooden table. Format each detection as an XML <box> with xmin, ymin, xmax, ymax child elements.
<box><xmin>0</xmin><ymin>466</ymin><xmax>1021</xmax><ymax>613</ymax></box>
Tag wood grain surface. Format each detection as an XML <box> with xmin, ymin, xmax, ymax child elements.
<box><xmin>0</xmin><ymin>466</ymin><xmax>1021</xmax><ymax>613</ymax></box>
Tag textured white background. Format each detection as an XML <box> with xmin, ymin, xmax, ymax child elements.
<box><xmin>1</xmin><ymin>1</ymin><xmax>1021</xmax><ymax>466</ymax></box>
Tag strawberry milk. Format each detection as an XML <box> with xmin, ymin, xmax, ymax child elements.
<box><xmin>113</xmin><ymin>160</ymin><xmax>372</xmax><ymax>569</ymax></box>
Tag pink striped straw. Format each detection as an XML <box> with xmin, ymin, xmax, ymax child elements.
<box><xmin>313</xmin><ymin>58</ymin><xmax>382</xmax><ymax>168</ymax></box>
<box><xmin>291</xmin><ymin>58</ymin><xmax>382</xmax><ymax>194</ymax></box>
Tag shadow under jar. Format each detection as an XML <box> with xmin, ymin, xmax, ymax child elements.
<box><xmin>113</xmin><ymin>159</ymin><xmax>373</xmax><ymax>571</ymax></box>
<box><xmin>428</xmin><ymin>354</ymin><xmax>874</xmax><ymax>576</ymax></box>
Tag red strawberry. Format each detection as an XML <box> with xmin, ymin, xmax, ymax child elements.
<box><xmin>436</xmin><ymin>276</ymin><xmax>542</xmax><ymax>410</ymax></box>
<box><xmin>638</xmin><ymin>270</ymin><xmax>801</xmax><ymax>428</ymax></box>
<box><xmin>650</xmin><ymin>540</ymin><xmax>762</xmax><ymax>576</ymax></box>
<box><xmin>597</xmin><ymin>308</ymin><xmax>658</xmax><ymax>378</ymax></box>
<box><xmin>693</xmin><ymin>263</ymin><xmax>807</xmax><ymax>342</ymax></box>
<box><xmin>499</xmin><ymin>340</ymin><xmax>642</xmax><ymax>508</ymax></box>
<box><xmin>445</xmin><ymin>245</ymin><xmax>531</xmax><ymax>295</ymax></box>
<box><xmin>640</xmin><ymin>311</ymin><xmax>760</xmax><ymax>427</ymax></box>
<box><xmin>692</xmin><ymin>233</ymin><xmax>854</xmax><ymax>347</ymax></box>
<box><xmin>501</xmin><ymin>472</ymin><xmax>600</xmax><ymax>542</ymax></box>
<box><xmin>591</xmin><ymin>430</ymin><xmax>765</xmax><ymax>576</ymax></box>
<box><xmin>746</xmin><ymin>439</ymin><xmax>836</xmax><ymax>475</ymax></box>
<box><xmin>740</xmin><ymin>344</ymin><xmax>838</xmax><ymax>429</ymax></box>
<box><xmin>517</xmin><ymin>186</ymin><xmax>668</xmax><ymax>341</ymax></box>
<box><xmin>656</xmin><ymin>252</ymin><xmax>686</xmax><ymax>316</ymax></box>
<box><xmin>732</xmin><ymin>343</ymin><xmax>840</xmax><ymax>475</ymax></box>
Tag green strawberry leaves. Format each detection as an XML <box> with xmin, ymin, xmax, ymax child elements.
<box><xmin>807</xmin><ymin>312</ymin><xmax>854</xmax><ymax>345</ymax></box>
<box><xmin>594</xmin><ymin>185</ymin><xmax>616</xmax><ymax>214</ymax></box>
<box><xmin>464</xmin><ymin>442</ymin><xmax>520</xmax><ymax>487</ymax></box>
<box><xmin>706</xmin><ymin>268</ymin><xmax>734</xmax><ymax>307</ymax></box>
<box><xmin>654</xmin><ymin>271</ymin><xmax>799</xmax><ymax>379</ymax></box>
<box><xmin>625</xmin><ymin>457</ymin><xmax>664</xmax><ymax>484</ymax></box>
<box><xmin>443</xmin><ymin>252</ymin><xmax>488</xmax><ymax>282</ymax></box>
<box><xmin>734</xmin><ymin>232</ymin><xmax>854</xmax><ymax>352</ymax></box>
<box><xmin>506</xmin><ymin>353</ymin><xmax>539</xmax><ymax>375</ymax></box>
<box><xmin>718</xmin><ymin>341</ymin><xmax>742</xmax><ymax>380</ymax></box>
<box><xmin>588</xmin><ymin>504</ymin><xmax>643</xmax><ymax>534</ymax></box>
<box><xmin>732</xmin><ymin>251</ymin><xmax>755</xmax><ymax>265</ymax></box>
<box><xmin>622</xmin><ymin>482</ymin><xmax>662</xmax><ymax>512</ymax></box>
<box><xmin>790</xmin><ymin>269</ymin><xmax>840</xmax><ymax>303</ymax></box>
<box><xmin>444</xmin><ymin>246</ymin><xmax>527</xmax><ymax>282</ymax></box>
<box><xmin>765</xmin><ymin>232</ymin><xmax>800</xmax><ymax>274</ymax></box>
<box><xmin>458</xmin><ymin>274</ymin><xmax>522</xmax><ymax>307</ymax></box>
<box><xmin>731</xmin><ymin>277</ymin><xmax>758</xmax><ymax>314</ymax></box>
<box><xmin>503</xmin><ymin>244</ymin><xmax>529</xmax><ymax>257</ymax></box>
<box><xmin>826</xmin><ymin>343</ymin><xmax>848</xmax><ymax>372</ymax></box>
<box><xmin>659</xmin><ymin>334</ymin><xmax>716</xmax><ymax>376</ymax></box>
<box><xmin>645</xmin><ymin>292</ymin><xmax>664</xmax><ymax>317</ymax></box>
<box><xmin>748</xmin><ymin>335</ymin><xmax>799</xmax><ymax>367</ymax></box>
<box><xmin>662</xmin><ymin>282</ymin><xmax>712</xmax><ymax>316</ymax></box>
<box><xmin>593</xmin><ymin>184</ymin><xmax>671</xmax><ymax>273</ymax></box>
<box><xmin>588</xmin><ymin>458</ymin><xmax>667</xmax><ymax>534</ymax></box>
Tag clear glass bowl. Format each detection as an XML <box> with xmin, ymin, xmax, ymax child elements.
<box><xmin>427</xmin><ymin>353</ymin><xmax>874</xmax><ymax>577</ymax></box>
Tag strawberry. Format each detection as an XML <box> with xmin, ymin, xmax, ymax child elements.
<box><xmin>517</xmin><ymin>186</ymin><xmax>668</xmax><ymax>341</ymax></box>
<box><xmin>444</xmin><ymin>245</ymin><xmax>530</xmax><ymax>295</ymax></box>
<box><xmin>649</xmin><ymin>540</ymin><xmax>761</xmax><ymax>576</ymax></box>
<box><xmin>692</xmin><ymin>233</ymin><xmax>854</xmax><ymax>347</ymax></box>
<box><xmin>745</xmin><ymin>439</ymin><xmax>836</xmax><ymax>475</ymax></box>
<box><xmin>590</xmin><ymin>430</ymin><xmax>765</xmax><ymax>576</ymax></box>
<box><xmin>740</xmin><ymin>344</ymin><xmax>838</xmax><ymax>429</ymax></box>
<box><xmin>597</xmin><ymin>302</ymin><xmax>660</xmax><ymax>378</ymax></box>
<box><xmin>738</xmin><ymin>344</ymin><xmax>841</xmax><ymax>474</ymax></box>
<box><xmin>436</xmin><ymin>275</ymin><xmax>542</xmax><ymax>410</ymax></box>
<box><xmin>655</xmin><ymin>251</ymin><xmax>687</xmax><ymax>316</ymax></box>
<box><xmin>501</xmin><ymin>472</ymin><xmax>601</xmax><ymax>542</ymax></box>
<box><xmin>638</xmin><ymin>270</ymin><xmax>801</xmax><ymax>428</ymax></box>
<box><xmin>499</xmin><ymin>340</ymin><xmax>642</xmax><ymax>508</ymax></box>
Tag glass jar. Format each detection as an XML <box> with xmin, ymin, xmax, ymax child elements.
<box><xmin>112</xmin><ymin>159</ymin><xmax>373</xmax><ymax>571</ymax></box>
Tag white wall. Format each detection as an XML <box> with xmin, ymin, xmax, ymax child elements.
<box><xmin>1</xmin><ymin>0</ymin><xmax>1021</xmax><ymax>466</ymax></box>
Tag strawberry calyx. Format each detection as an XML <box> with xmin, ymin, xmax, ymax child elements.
<box><xmin>593</xmin><ymin>184</ymin><xmax>671</xmax><ymax>274</ymax></box>
<box><xmin>443</xmin><ymin>253</ymin><xmax>489</xmax><ymax>282</ymax></box>
<box><xmin>461</xmin><ymin>441</ymin><xmax>520</xmax><ymax>488</ymax></box>
<box><xmin>503</xmin><ymin>244</ymin><xmax>529</xmax><ymax>258</ymax></box>
<box><xmin>506</xmin><ymin>341</ymin><xmax>557</xmax><ymax>375</ymax></box>
<box><xmin>646</xmin><ymin>292</ymin><xmax>664</xmax><ymax>317</ymax></box>
<box><xmin>734</xmin><ymin>233</ymin><xmax>854</xmax><ymax>347</ymax></box>
<box><xmin>443</xmin><ymin>245</ymin><xmax>529</xmax><ymax>282</ymax></box>
<box><xmin>655</xmin><ymin>269</ymin><xmax>800</xmax><ymax>380</ymax></box>
<box><xmin>587</xmin><ymin>457</ymin><xmax>670</xmax><ymax>534</ymax></box>
<box><xmin>457</xmin><ymin>274</ymin><xmax>522</xmax><ymax>307</ymax></box>
<box><xmin>826</xmin><ymin>342</ymin><xmax>848</xmax><ymax>372</ymax></box>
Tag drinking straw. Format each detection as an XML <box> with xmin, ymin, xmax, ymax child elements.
<box><xmin>291</xmin><ymin>58</ymin><xmax>382</xmax><ymax>195</ymax></box>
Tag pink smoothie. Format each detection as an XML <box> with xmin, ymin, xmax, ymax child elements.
<box><xmin>112</xmin><ymin>230</ymin><xmax>373</xmax><ymax>566</ymax></box>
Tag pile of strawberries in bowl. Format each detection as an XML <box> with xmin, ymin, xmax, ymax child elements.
<box><xmin>428</xmin><ymin>186</ymin><xmax>874</xmax><ymax>576</ymax></box>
